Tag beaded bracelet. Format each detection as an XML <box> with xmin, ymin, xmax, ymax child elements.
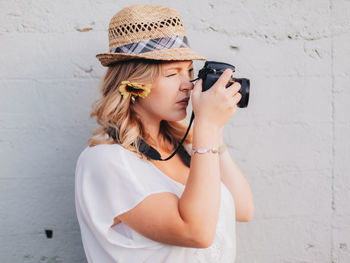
<box><xmin>192</xmin><ymin>143</ymin><xmax>227</xmax><ymax>155</ymax></box>
<box><xmin>192</xmin><ymin>147</ymin><xmax>219</xmax><ymax>155</ymax></box>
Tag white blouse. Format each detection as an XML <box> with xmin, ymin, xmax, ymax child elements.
<box><xmin>74</xmin><ymin>143</ymin><xmax>237</xmax><ymax>263</ymax></box>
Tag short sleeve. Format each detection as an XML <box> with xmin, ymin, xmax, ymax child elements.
<box><xmin>75</xmin><ymin>144</ymin><xmax>178</xmax><ymax>246</ymax></box>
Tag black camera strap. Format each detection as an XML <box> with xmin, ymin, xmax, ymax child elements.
<box><xmin>107</xmin><ymin>111</ymin><xmax>195</xmax><ymax>167</ymax></box>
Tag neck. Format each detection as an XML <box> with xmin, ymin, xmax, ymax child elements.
<box><xmin>134</xmin><ymin>109</ymin><xmax>162</xmax><ymax>149</ymax></box>
<box><xmin>144</xmin><ymin>123</ymin><xmax>162</xmax><ymax>149</ymax></box>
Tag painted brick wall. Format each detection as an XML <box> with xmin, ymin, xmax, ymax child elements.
<box><xmin>0</xmin><ymin>0</ymin><xmax>349</xmax><ymax>262</ymax></box>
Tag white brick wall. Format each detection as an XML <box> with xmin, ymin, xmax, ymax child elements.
<box><xmin>0</xmin><ymin>0</ymin><xmax>349</xmax><ymax>262</ymax></box>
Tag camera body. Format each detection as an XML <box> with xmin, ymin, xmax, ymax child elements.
<box><xmin>197</xmin><ymin>61</ymin><xmax>250</xmax><ymax>108</ymax></box>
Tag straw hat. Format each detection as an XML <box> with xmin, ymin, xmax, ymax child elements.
<box><xmin>96</xmin><ymin>4</ymin><xmax>206</xmax><ymax>66</ymax></box>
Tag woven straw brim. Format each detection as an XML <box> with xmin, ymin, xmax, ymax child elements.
<box><xmin>96</xmin><ymin>47</ymin><xmax>206</xmax><ymax>67</ymax></box>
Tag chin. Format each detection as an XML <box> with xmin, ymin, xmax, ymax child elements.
<box><xmin>166</xmin><ymin>111</ymin><xmax>187</xmax><ymax>122</ymax></box>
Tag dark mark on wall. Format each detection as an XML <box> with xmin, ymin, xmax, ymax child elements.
<box><xmin>314</xmin><ymin>49</ymin><xmax>321</xmax><ymax>58</ymax></box>
<box><xmin>45</xmin><ymin>229</ymin><xmax>53</xmax><ymax>238</ymax></box>
<box><xmin>305</xmin><ymin>243</ymin><xmax>314</xmax><ymax>250</ymax></box>
<box><xmin>229</xmin><ymin>45</ymin><xmax>239</xmax><ymax>50</ymax></box>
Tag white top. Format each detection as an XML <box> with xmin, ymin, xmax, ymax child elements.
<box><xmin>74</xmin><ymin>143</ymin><xmax>237</xmax><ymax>263</ymax></box>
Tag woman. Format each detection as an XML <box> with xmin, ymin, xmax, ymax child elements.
<box><xmin>75</xmin><ymin>4</ymin><xmax>254</xmax><ymax>263</ymax></box>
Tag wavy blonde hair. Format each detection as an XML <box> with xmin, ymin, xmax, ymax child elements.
<box><xmin>88</xmin><ymin>59</ymin><xmax>193</xmax><ymax>161</ymax></box>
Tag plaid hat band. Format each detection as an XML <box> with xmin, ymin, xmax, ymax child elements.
<box><xmin>110</xmin><ymin>35</ymin><xmax>190</xmax><ymax>55</ymax></box>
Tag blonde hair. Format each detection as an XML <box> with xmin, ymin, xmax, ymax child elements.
<box><xmin>87</xmin><ymin>59</ymin><xmax>193</xmax><ymax>161</ymax></box>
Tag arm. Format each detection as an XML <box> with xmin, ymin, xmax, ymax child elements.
<box><xmin>178</xmin><ymin>121</ymin><xmax>222</xmax><ymax>246</ymax></box>
<box><xmin>218</xmin><ymin>128</ymin><xmax>255</xmax><ymax>222</ymax></box>
<box><xmin>117</xmin><ymin>121</ymin><xmax>222</xmax><ymax>248</ymax></box>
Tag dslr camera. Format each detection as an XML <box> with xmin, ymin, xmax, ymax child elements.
<box><xmin>196</xmin><ymin>61</ymin><xmax>250</xmax><ymax>108</ymax></box>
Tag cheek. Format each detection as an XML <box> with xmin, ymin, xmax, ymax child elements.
<box><xmin>151</xmin><ymin>82</ymin><xmax>179</xmax><ymax>104</ymax></box>
<box><xmin>148</xmin><ymin>94</ymin><xmax>174</xmax><ymax>110</ymax></box>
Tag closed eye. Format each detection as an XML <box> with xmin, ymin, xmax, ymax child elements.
<box><xmin>165</xmin><ymin>68</ymin><xmax>193</xmax><ymax>78</ymax></box>
<box><xmin>166</xmin><ymin>73</ymin><xmax>177</xmax><ymax>77</ymax></box>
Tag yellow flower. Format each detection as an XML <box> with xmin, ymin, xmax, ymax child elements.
<box><xmin>119</xmin><ymin>81</ymin><xmax>151</xmax><ymax>99</ymax></box>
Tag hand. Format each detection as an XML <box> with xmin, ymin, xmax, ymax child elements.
<box><xmin>191</xmin><ymin>68</ymin><xmax>242</xmax><ymax>130</ymax></box>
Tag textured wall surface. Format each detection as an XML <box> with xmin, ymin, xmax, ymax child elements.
<box><xmin>0</xmin><ymin>0</ymin><xmax>349</xmax><ymax>262</ymax></box>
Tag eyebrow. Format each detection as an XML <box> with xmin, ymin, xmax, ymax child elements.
<box><xmin>164</xmin><ymin>63</ymin><xmax>193</xmax><ymax>70</ymax></box>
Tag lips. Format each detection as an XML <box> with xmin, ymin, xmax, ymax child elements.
<box><xmin>177</xmin><ymin>97</ymin><xmax>190</xmax><ymax>103</ymax></box>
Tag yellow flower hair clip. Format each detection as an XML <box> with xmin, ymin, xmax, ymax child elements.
<box><xmin>119</xmin><ymin>80</ymin><xmax>151</xmax><ymax>103</ymax></box>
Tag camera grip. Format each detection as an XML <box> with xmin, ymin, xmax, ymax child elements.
<box><xmin>201</xmin><ymin>74</ymin><xmax>250</xmax><ymax>108</ymax></box>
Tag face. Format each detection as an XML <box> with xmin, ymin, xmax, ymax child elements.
<box><xmin>135</xmin><ymin>60</ymin><xmax>194</xmax><ymax>123</ymax></box>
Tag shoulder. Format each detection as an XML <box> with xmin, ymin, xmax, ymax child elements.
<box><xmin>76</xmin><ymin>143</ymin><xmax>139</xmax><ymax>169</ymax></box>
<box><xmin>79</xmin><ymin>143</ymin><xmax>122</xmax><ymax>160</ymax></box>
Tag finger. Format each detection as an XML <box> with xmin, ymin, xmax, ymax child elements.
<box><xmin>213</xmin><ymin>68</ymin><xmax>233</xmax><ymax>90</ymax></box>
<box><xmin>232</xmin><ymin>92</ymin><xmax>242</xmax><ymax>105</ymax></box>
<box><xmin>227</xmin><ymin>81</ymin><xmax>241</xmax><ymax>97</ymax></box>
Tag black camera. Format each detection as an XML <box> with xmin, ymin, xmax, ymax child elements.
<box><xmin>197</xmin><ymin>61</ymin><xmax>250</xmax><ymax>108</ymax></box>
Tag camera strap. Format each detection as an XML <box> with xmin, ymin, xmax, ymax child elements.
<box><xmin>107</xmin><ymin>111</ymin><xmax>195</xmax><ymax>167</ymax></box>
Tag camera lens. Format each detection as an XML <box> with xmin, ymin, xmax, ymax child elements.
<box><xmin>232</xmin><ymin>78</ymin><xmax>250</xmax><ymax>108</ymax></box>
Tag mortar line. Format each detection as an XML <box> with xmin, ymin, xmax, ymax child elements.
<box><xmin>329</xmin><ymin>0</ymin><xmax>335</xmax><ymax>262</ymax></box>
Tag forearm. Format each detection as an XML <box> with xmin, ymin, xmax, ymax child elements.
<box><xmin>179</xmin><ymin>121</ymin><xmax>221</xmax><ymax>244</ymax></box>
<box><xmin>218</xmin><ymin>131</ymin><xmax>255</xmax><ymax>222</ymax></box>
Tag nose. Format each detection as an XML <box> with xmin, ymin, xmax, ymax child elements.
<box><xmin>180</xmin><ymin>82</ymin><xmax>194</xmax><ymax>91</ymax></box>
<box><xmin>179</xmin><ymin>77</ymin><xmax>194</xmax><ymax>91</ymax></box>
